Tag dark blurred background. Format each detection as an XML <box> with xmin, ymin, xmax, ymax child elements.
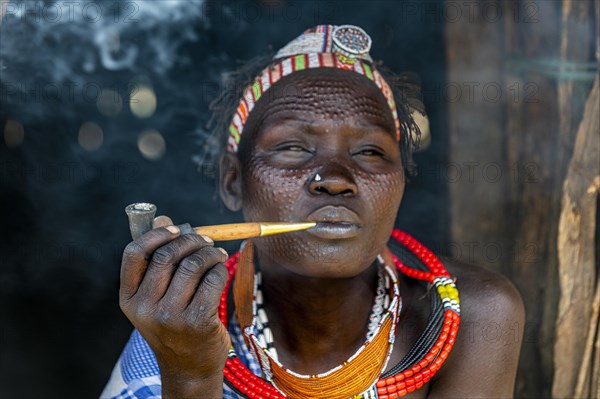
<box><xmin>1</xmin><ymin>0</ymin><xmax>598</xmax><ymax>398</ymax></box>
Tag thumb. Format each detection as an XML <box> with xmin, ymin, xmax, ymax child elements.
<box><xmin>152</xmin><ymin>215</ymin><xmax>174</xmax><ymax>229</ymax></box>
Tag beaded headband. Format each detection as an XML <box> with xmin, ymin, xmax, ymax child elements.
<box><xmin>226</xmin><ymin>24</ymin><xmax>401</xmax><ymax>153</ymax></box>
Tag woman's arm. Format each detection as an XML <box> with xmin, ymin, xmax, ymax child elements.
<box><xmin>117</xmin><ymin>217</ymin><xmax>231</xmax><ymax>399</ymax></box>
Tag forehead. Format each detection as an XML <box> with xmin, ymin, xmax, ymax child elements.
<box><xmin>239</xmin><ymin>68</ymin><xmax>397</xmax><ymax>147</ymax></box>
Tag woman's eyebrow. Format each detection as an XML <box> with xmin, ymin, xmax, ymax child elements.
<box><xmin>261</xmin><ymin>119</ymin><xmax>396</xmax><ymax>141</ymax></box>
<box><xmin>260</xmin><ymin>114</ymin><xmax>315</xmax><ymax>130</ymax></box>
<box><xmin>258</xmin><ymin>117</ymin><xmax>320</xmax><ymax>138</ymax></box>
<box><xmin>264</xmin><ymin>113</ymin><xmax>390</xmax><ymax>129</ymax></box>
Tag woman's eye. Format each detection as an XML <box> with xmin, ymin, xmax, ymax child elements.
<box><xmin>356</xmin><ymin>148</ymin><xmax>384</xmax><ymax>157</ymax></box>
<box><xmin>277</xmin><ymin>144</ymin><xmax>308</xmax><ymax>152</ymax></box>
<box><xmin>285</xmin><ymin>145</ymin><xmax>305</xmax><ymax>151</ymax></box>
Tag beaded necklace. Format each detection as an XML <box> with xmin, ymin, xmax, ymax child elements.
<box><xmin>253</xmin><ymin>264</ymin><xmax>389</xmax><ymax>362</ymax></box>
<box><xmin>248</xmin><ymin>260</ymin><xmax>401</xmax><ymax>399</ymax></box>
<box><xmin>219</xmin><ymin>229</ymin><xmax>461</xmax><ymax>399</ymax></box>
<box><xmin>233</xmin><ymin>239</ymin><xmax>401</xmax><ymax>399</ymax></box>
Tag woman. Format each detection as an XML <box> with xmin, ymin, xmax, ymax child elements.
<box><xmin>102</xmin><ymin>25</ymin><xmax>524</xmax><ymax>399</ymax></box>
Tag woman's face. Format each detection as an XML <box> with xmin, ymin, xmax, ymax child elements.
<box><xmin>227</xmin><ymin>68</ymin><xmax>405</xmax><ymax>278</ymax></box>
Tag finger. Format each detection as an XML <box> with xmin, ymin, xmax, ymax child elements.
<box><xmin>120</xmin><ymin>225</ymin><xmax>180</xmax><ymax>300</ymax></box>
<box><xmin>137</xmin><ymin>234</ymin><xmax>215</xmax><ymax>302</ymax></box>
<box><xmin>153</xmin><ymin>215</ymin><xmax>174</xmax><ymax>229</ymax></box>
<box><xmin>186</xmin><ymin>262</ymin><xmax>230</xmax><ymax>321</ymax></box>
<box><xmin>161</xmin><ymin>246</ymin><xmax>229</xmax><ymax>308</ymax></box>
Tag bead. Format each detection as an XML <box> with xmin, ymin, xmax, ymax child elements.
<box><xmin>259</xmin><ymin>334</ymin><xmax>267</xmax><ymax>348</ymax></box>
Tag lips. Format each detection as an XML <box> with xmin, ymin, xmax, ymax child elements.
<box><xmin>305</xmin><ymin>205</ymin><xmax>362</xmax><ymax>239</ymax></box>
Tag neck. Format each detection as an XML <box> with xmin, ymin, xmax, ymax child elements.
<box><xmin>259</xmin><ymin>253</ymin><xmax>379</xmax><ymax>374</ymax></box>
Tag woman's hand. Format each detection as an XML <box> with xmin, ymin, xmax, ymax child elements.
<box><xmin>119</xmin><ymin>216</ymin><xmax>230</xmax><ymax>398</ymax></box>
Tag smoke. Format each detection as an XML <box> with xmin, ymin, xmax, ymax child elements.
<box><xmin>1</xmin><ymin>1</ymin><xmax>204</xmax><ymax>79</ymax></box>
<box><xmin>0</xmin><ymin>1</ymin><xmax>250</xmax><ymax>188</ymax></box>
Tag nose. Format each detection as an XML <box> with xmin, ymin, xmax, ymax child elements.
<box><xmin>308</xmin><ymin>162</ymin><xmax>358</xmax><ymax>197</ymax></box>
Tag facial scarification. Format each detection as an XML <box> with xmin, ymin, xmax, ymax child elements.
<box><xmin>236</xmin><ymin>68</ymin><xmax>406</xmax><ymax>278</ymax></box>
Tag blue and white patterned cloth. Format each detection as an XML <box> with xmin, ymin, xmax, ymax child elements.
<box><xmin>100</xmin><ymin>316</ymin><xmax>262</xmax><ymax>399</ymax></box>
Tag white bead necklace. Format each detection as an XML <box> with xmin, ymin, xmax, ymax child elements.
<box><xmin>253</xmin><ymin>258</ymin><xmax>390</xmax><ymax>362</ymax></box>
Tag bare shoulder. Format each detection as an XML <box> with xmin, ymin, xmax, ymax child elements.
<box><xmin>441</xmin><ymin>258</ymin><xmax>525</xmax><ymax>325</ymax></box>
<box><xmin>427</xmin><ymin>258</ymin><xmax>525</xmax><ymax>398</ymax></box>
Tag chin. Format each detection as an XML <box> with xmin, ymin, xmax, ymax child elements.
<box><xmin>254</xmin><ymin>236</ymin><xmax>378</xmax><ymax>278</ymax></box>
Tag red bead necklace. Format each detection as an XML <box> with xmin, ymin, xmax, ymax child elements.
<box><xmin>218</xmin><ymin>229</ymin><xmax>461</xmax><ymax>399</ymax></box>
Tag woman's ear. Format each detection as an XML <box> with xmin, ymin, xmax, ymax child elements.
<box><xmin>219</xmin><ymin>152</ymin><xmax>243</xmax><ymax>212</ymax></box>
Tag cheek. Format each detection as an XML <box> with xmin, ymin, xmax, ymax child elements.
<box><xmin>353</xmin><ymin>169</ymin><xmax>404</xmax><ymax>262</ymax></box>
<box><xmin>355</xmin><ymin>168</ymin><xmax>405</xmax><ymax>229</ymax></box>
<box><xmin>241</xmin><ymin>156</ymin><xmax>314</xmax><ymax>221</ymax></box>
<box><xmin>240</xmin><ymin>156</ymin><xmax>318</xmax><ymax>271</ymax></box>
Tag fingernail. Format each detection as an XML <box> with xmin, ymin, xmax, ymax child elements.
<box><xmin>218</xmin><ymin>247</ymin><xmax>229</xmax><ymax>258</ymax></box>
<box><xmin>201</xmin><ymin>235</ymin><xmax>214</xmax><ymax>244</ymax></box>
<box><xmin>166</xmin><ymin>225</ymin><xmax>180</xmax><ymax>234</ymax></box>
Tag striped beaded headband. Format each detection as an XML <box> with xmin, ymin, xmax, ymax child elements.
<box><xmin>226</xmin><ymin>24</ymin><xmax>401</xmax><ymax>153</ymax></box>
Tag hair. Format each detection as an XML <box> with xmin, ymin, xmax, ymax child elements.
<box><xmin>198</xmin><ymin>53</ymin><xmax>425</xmax><ymax>179</ymax></box>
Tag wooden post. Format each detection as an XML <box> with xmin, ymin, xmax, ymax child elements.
<box><xmin>553</xmin><ymin>76</ymin><xmax>599</xmax><ymax>399</ymax></box>
<box><xmin>553</xmin><ymin>0</ymin><xmax>600</xmax><ymax>396</ymax></box>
